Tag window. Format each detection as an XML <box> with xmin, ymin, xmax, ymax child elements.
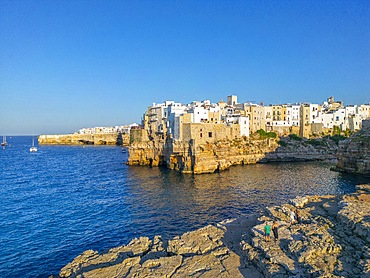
<box><xmin>208</xmin><ymin>132</ymin><xmax>212</xmax><ymax>138</ymax></box>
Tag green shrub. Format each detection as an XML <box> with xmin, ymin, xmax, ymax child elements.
<box><xmin>257</xmin><ymin>129</ymin><xmax>276</xmax><ymax>139</ymax></box>
<box><xmin>333</xmin><ymin>126</ymin><xmax>341</xmax><ymax>135</ymax></box>
<box><xmin>278</xmin><ymin>140</ymin><xmax>287</xmax><ymax>147</ymax></box>
<box><xmin>257</xmin><ymin>129</ymin><xmax>267</xmax><ymax>136</ymax></box>
<box><xmin>344</xmin><ymin>129</ymin><xmax>352</xmax><ymax>137</ymax></box>
<box><xmin>307</xmin><ymin>139</ymin><xmax>323</xmax><ymax>146</ymax></box>
<box><xmin>266</xmin><ymin>132</ymin><xmax>277</xmax><ymax>138</ymax></box>
<box><xmin>289</xmin><ymin>134</ymin><xmax>302</xmax><ymax>141</ymax></box>
<box><xmin>329</xmin><ymin>134</ymin><xmax>346</xmax><ymax>144</ymax></box>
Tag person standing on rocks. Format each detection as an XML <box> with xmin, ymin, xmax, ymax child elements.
<box><xmin>272</xmin><ymin>221</ymin><xmax>279</xmax><ymax>241</ymax></box>
<box><xmin>264</xmin><ymin>222</ymin><xmax>271</xmax><ymax>241</ymax></box>
<box><xmin>295</xmin><ymin>209</ymin><xmax>301</xmax><ymax>224</ymax></box>
<box><xmin>290</xmin><ymin>210</ymin><xmax>296</xmax><ymax>226</ymax></box>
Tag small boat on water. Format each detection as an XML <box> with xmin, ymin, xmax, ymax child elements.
<box><xmin>1</xmin><ymin>135</ymin><xmax>7</xmax><ymax>147</ymax></box>
<box><xmin>30</xmin><ymin>136</ymin><xmax>37</xmax><ymax>152</ymax></box>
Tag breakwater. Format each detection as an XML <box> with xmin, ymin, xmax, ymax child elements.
<box><xmin>38</xmin><ymin>133</ymin><xmax>129</xmax><ymax>145</ymax></box>
<box><xmin>54</xmin><ymin>184</ymin><xmax>370</xmax><ymax>277</ymax></box>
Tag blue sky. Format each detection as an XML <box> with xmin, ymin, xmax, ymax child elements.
<box><xmin>0</xmin><ymin>0</ymin><xmax>369</xmax><ymax>135</ymax></box>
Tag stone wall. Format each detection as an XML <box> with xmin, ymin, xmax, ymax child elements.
<box><xmin>181</xmin><ymin>123</ymin><xmax>240</xmax><ymax>144</ymax></box>
<box><xmin>336</xmin><ymin>119</ymin><xmax>370</xmax><ymax>176</ymax></box>
<box><xmin>38</xmin><ymin>133</ymin><xmax>128</xmax><ymax>146</ymax></box>
<box><xmin>130</xmin><ymin>128</ymin><xmax>150</xmax><ymax>144</ymax></box>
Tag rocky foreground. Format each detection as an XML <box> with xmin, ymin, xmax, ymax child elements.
<box><xmin>54</xmin><ymin>184</ymin><xmax>370</xmax><ymax>278</ymax></box>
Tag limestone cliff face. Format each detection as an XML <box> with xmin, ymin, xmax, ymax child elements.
<box><xmin>260</xmin><ymin>137</ymin><xmax>338</xmax><ymax>163</ymax></box>
<box><xmin>128</xmin><ymin>130</ymin><xmax>343</xmax><ymax>174</ymax></box>
<box><xmin>38</xmin><ymin>133</ymin><xmax>129</xmax><ymax>146</ymax></box>
<box><xmin>336</xmin><ymin>120</ymin><xmax>370</xmax><ymax>176</ymax></box>
<box><xmin>128</xmin><ymin>137</ymin><xmax>280</xmax><ymax>174</ymax></box>
<box><xmin>126</xmin><ymin>139</ymin><xmax>166</xmax><ymax>166</ymax></box>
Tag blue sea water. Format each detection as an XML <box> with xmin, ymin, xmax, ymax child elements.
<box><xmin>0</xmin><ymin>136</ymin><xmax>368</xmax><ymax>277</ymax></box>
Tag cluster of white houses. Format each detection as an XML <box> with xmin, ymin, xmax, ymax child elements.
<box><xmin>142</xmin><ymin>96</ymin><xmax>370</xmax><ymax>141</ymax></box>
<box><xmin>76</xmin><ymin>123</ymin><xmax>139</xmax><ymax>135</ymax></box>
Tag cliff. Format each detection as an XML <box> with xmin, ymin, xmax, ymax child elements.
<box><xmin>54</xmin><ymin>184</ymin><xmax>370</xmax><ymax>277</ymax></box>
<box><xmin>128</xmin><ymin>137</ymin><xmax>280</xmax><ymax>174</ymax></box>
<box><xmin>259</xmin><ymin>136</ymin><xmax>338</xmax><ymax>163</ymax></box>
<box><xmin>335</xmin><ymin>119</ymin><xmax>370</xmax><ymax>176</ymax></box>
<box><xmin>38</xmin><ymin>133</ymin><xmax>129</xmax><ymax>146</ymax></box>
<box><xmin>128</xmin><ymin>133</ymin><xmax>341</xmax><ymax>174</ymax></box>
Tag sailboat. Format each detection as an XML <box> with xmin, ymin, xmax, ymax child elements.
<box><xmin>1</xmin><ymin>135</ymin><xmax>7</xmax><ymax>147</ymax></box>
<box><xmin>30</xmin><ymin>136</ymin><xmax>38</xmax><ymax>152</ymax></box>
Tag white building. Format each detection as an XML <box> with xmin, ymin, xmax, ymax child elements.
<box><xmin>166</xmin><ymin>103</ymin><xmax>188</xmax><ymax>138</ymax></box>
<box><xmin>286</xmin><ymin>104</ymin><xmax>300</xmax><ymax>126</ymax></box>
<box><xmin>238</xmin><ymin>116</ymin><xmax>250</xmax><ymax>137</ymax></box>
<box><xmin>320</xmin><ymin>108</ymin><xmax>346</xmax><ymax>130</ymax></box>
<box><xmin>360</xmin><ymin>104</ymin><xmax>370</xmax><ymax>119</ymax></box>
<box><xmin>334</xmin><ymin>108</ymin><xmax>347</xmax><ymax>130</ymax></box>
<box><xmin>264</xmin><ymin>106</ymin><xmax>273</xmax><ymax>131</ymax></box>
<box><xmin>348</xmin><ymin>115</ymin><xmax>362</xmax><ymax>131</ymax></box>
<box><xmin>321</xmin><ymin>112</ymin><xmax>334</xmax><ymax>129</ymax></box>
<box><xmin>224</xmin><ymin>115</ymin><xmax>249</xmax><ymax>137</ymax></box>
<box><xmin>310</xmin><ymin>104</ymin><xmax>321</xmax><ymax>124</ymax></box>
<box><xmin>188</xmin><ymin>106</ymin><xmax>209</xmax><ymax>123</ymax></box>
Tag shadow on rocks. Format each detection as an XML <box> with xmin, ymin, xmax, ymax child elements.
<box><xmin>219</xmin><ymin>215</ymin><xmax>264</xmax><ymax>278</ymax></box>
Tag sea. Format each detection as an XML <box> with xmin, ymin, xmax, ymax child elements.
<box><xmin>0</xmin><ymin>136</ymin><xmax>368</xmax><ymax>277</ymax></box>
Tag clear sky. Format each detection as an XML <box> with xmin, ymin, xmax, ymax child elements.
<box><xmin>1</xmin><ymin>0</ymin><xmax>369</xmax><ymax>135</ymax></box>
